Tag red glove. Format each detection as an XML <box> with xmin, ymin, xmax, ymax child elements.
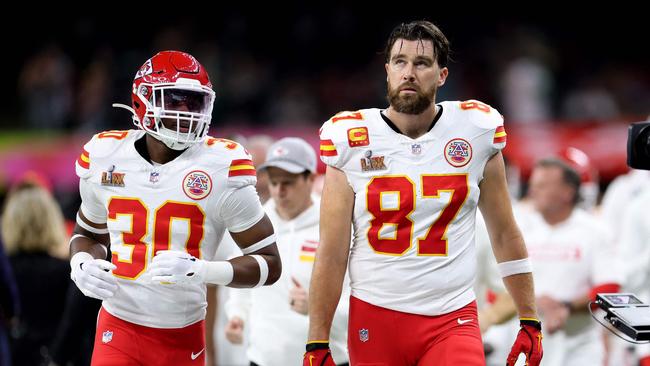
<box><xmin>303</xmin><ymin>341</ymin><xmax>336</xmax><ymax>366</ymax></box>
<box><xmin>506</xmin><ymin>318</ymin><xmax>543</xmax><ymax>366</ymax></box>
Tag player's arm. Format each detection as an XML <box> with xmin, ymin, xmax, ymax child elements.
<box><xmin>308</xmin><ymin>165</ymin><xmax>353</xmax><ymax>342</ymax></box>
<box><xmin>478</xmin><ymin>151</ymin><xmax>537</xmax><ymax>319</ymax></box>
<box><xmin>151</xmin><ymin>186</ymin><xmax>281</xmax><ymax>288</ymax></box>
<box><xmin>479</xmin><ymin>152</ymin><xmax>543</xmax><ymax>366</ymax></box>
<box><xmin>227</xmin><ymin>214</ymin><xmax>281</xmax><ymax>288</ymax></box>
<box><xmin>70</xmin><ymin>210</ymin><xmax>110</xmax><ymax>259</ymax></box>
<box><xmin>69</xmin><ymin>180</ymin><xmax>118</xmax><ymax>300</ymax></box>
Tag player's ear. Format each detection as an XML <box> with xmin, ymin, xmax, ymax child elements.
<box><xmin>385</xmin><ymin>63</ymin><xmax>389</xmax><ymax>81</ymax></box>
<box><xmin>438</xmin><ymin>67</ymin><xmax>449</xmax><ymax>87</ymax></box>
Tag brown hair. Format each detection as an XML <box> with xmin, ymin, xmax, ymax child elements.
<box><xmin>384</xmin><ymin>20</ymin><xmax>450</xmax><ymax>67</ymax></box>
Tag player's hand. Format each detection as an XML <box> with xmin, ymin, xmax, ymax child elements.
<box><xmin>150</xmin><ymin>250</ymin><xmax>206</xmax><ymax>285</ymax></box>
<box><xmin>303</xmin><ymin>341</ymin><xmax>335</xmax><ymax>366</ymax></box>
<box><xmin>506</xmin><ymin>319</ymin><xmax>543</xmax><ymax>366</ymax></box>
<box><xmin>70</xmin><ymin>252</ymin><xmax>118</xmax><ymax>300</ymax></box>
<box><xmin>290</xmin><ymin>277</ymin><xmax>309</xmax><ymax>315</ymax></box>
<box><xmin>225</xmin><ymin>317</ymin><xmax>244</xmax><ymax>344</ymax></box>
<box><xmin>537</xmin><ymin>295</ymin><xmax>569</xmax><ymax>334</ymax></box>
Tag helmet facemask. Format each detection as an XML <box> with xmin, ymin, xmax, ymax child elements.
<box><xmin>134</xmin><ymin>78</ymin><xmax>215</xmax><ymax>150</ymax></box>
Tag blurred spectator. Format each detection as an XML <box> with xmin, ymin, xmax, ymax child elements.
<box><xmin>74</xmin><ymin>49</ymin><xmax>115</xmax><ymax>133</ymax></box>
<box><xmin>0</xmin><ymin>236</ymin><xmax>20</xmax><ymax>366</ymax></box>
<box><xmin>225</xmin><ymin>137</ymin><xmax>349</xmax><ymax>366</ymax></box>
<box><xmin>500</xmin><ymin>57</ymin><xmax>554</xmax><ymax>123</ymax></box>
<box><xmin>18</xmin><ymin>44</ymin><xmax>74</xmax><ymax>130</ymax></box>
<box><xmin>499</xmin><ymin>30</ymin><xmax>555</xmax><ymax>124</ymax></box>
<box><xmin>562</xmin><ymin>77</ymin><xmax>620</xmax><ymax>121</ymax></box>
<box><xmin>244</xmin><ymin>134</ymin><xmax>275</xmax><ymax>204</ymax></box>
<box><xmin>558</xmin><ymin>147</ymin><xmax>600</xmax><ymax>211</ymax></box>
<box><xmin>221</xmin><ymin>52</ymin><xmax>273</xmax><ymax>124</ymax></box>
<box><xmin>522</xmin><ymin>158</ymin><xmax>621</xmax><ymax>365</ymax></box>
<box><xmin>600</xmin><ymin>169</ymin><xmax>650</xmax><ymax>231</ymax></box>
<box><xmin>265</xmin><ymin>78</ymin><xmax>321</xmax><ymax>127</ymax></box>
<box><xmin>47</xmin><ymin>285</ymin><xmax>102</xmax><ymax>366</ymax></box>
<box><xmin>619</xmin><ymin>186</ymin><xmax>650</xmax><ymax>365</ymax></box>
<box><xmin>1</xmin><ymin>182</ymin><xmax>70</xmax><ymax>365</ymax></box>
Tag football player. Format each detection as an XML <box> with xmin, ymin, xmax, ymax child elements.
<box><xmin>305</xmin><ymin>21</ymin><xmax>542</xmax><ymax>366</ymax></box>
<box><xmin>70</xmin><ymin>50</ymin><xmax>281</xmax><ymax>366</ymax></box>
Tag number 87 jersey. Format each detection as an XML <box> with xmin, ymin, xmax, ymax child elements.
<box><xmin>319</xmin><ymin>100</ymin><xmax>507</xmax><ymax>316</ymax></box>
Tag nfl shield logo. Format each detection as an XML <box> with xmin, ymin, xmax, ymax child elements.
<box><xmin>359</xmin><ymin>328</ymin><xmax>369</xmax><ymax>342</ymax></box>
<box><xmin>102</xmin><ymin>330</ymin><xmax>113</xmax><ymax>344</ymax></box>
<box><xmin>149</xmin><ymin>171</ymin><xmax>160</xmax><ymax>183</ymax></box>
<box><xmin>411</xmin><ymin>143</ymin><xmax>422</xmax><ymax>155</ymax></box>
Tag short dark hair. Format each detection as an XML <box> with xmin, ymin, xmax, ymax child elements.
<box><xmin>384</xmin><ymin>20</ymin><xmax>450</xmax><ymax>67</ymax></box>
<box><xmin>535</xmin><ymin>158</ymin><xmax>582</xmax><ymax>204</ymax></box>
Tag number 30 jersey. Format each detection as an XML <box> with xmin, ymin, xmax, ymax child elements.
<box><xmin>75</xmin><ymin>129</ymin><xmax>264</xmax><ymax>328</ymax></box>
<box><xmin>319</xmin><ymin>101</ymin><xmax>506</xmax><ymax>316</ymax></box>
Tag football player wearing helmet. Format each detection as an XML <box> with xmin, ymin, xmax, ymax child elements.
<box><xmin>305</xmin><ymin>21</ymin><xmax>542</xmax><ymax>366</ymax></box>
<box><xmin>70</xmin><ymin>50</ymin><xmax>282</xmax><ymax>366</ymax></box>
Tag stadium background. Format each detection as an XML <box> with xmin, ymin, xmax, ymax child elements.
<box><xmin>0</xmin><ymin>8</ymin><xmax>649</xmax><ymax>366</ymax></box>
<box><xmin>0</xmin><ymin>9</ymin><xmax>648</xmax><ymax>228</ymax></box>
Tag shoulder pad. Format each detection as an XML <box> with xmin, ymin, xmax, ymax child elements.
<box><xmin>203</xmin><ymin>137</ymin><xmax>257</xmax><ymax>188</ymax></box>
<box><xmin>451</xmin><ymin>100</ymin><xmax>506</xmax><ymax>150</ymax></box>
<box><xmin>453</xmin><ymin>100</ymin><xmax>504</xmax><ymax>130</ymax></box>
<box><xmin>75</xmin><ymin>130</ymin><xmax>134</xmax><ymax>179</ymax></box>
<box><xmin>319</xmin><ymin>110</ymin><xmax>371</xmax><ymax>168</ymax></box>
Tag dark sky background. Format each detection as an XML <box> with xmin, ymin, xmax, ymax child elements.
<box><xmin>2</xmin><ymin>8</ymin><xmax>648</xmax><ymax>128</ymax></box>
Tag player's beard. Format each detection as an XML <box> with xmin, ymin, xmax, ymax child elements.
<box><xmin>387</xmin><ymin>81</ymin><xmax>436</xmax><ymax>115</ymax></box>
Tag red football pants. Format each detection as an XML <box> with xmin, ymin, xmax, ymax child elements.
<box><xmin>91</xmin><ymin>307</ymin><xmax>206</xmax><ymax>366</ymax></box>
<box><xmin>348</xmin><ymin>296</ymin><xmax>485</xmax><ymax>366</ymax></box>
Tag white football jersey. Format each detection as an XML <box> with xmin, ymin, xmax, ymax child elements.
<box><xmin>518</xmin><ymin>208</ymin><xmax>621</xmax><ymax>325</ymax></box>
<box><xmin>319</xmin><ymin>100</ymin><xmax>507</xmax><ymax>315</ymax></box>
<box><xmin>75</xmin><ymin>129</ymin><xmax>263</xmax><ymax>328</ymax></box>
<box><xmin>516</xmin><ymin>208</ymin><xmax>620</xmax><ymax>365</ymax></box>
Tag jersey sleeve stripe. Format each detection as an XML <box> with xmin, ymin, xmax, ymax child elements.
<box><xmin>319</xmin><ymin>139</ymin><xmax>338</xmax><ymax>156</ymax></box>
<box><xmin>230</xmin><ymin>164</ymin><xmax>255</xmax><ymax>171</ymax></box>
<box><xmin>230</xmin><ymin>159</ymin><xmax>254</xmax><ymax>166</ymax></box>
<box><xmin>229</xmin><ymin>159</ymin><xmax>256</xmax><ymax>177</ymax></box>
<box><xmin>320</xmin><ymin>149</ymin><xmax>338</xmax><ymax>157</ymax></box>
<box><xmin>320</xmin><ymin>139</ymin><xmax>335</xmax><ymax>147</ymax></box>
<box><xmin>229</xmin><ymin>168</ymin><xmax>256</xmax><ymax>177</ymax></box>
<box><xmin>493</xmin><ymin>126</ymin><xmax>507</xmax><ymax>144</ymax></box>
<box><xmin>77</xmin><ymin>149</ymin><xmax>90</xmax><ymax>169</ymax></box>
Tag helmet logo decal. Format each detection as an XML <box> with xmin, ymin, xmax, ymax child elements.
<box><xmin>135</xmin><ymin>59</ymin><xmax>153</xmax><ymax>79</ymax></box>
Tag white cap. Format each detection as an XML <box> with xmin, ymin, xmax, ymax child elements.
<box><xmin>258</xmin><ymin>137</ymin><xmax>317</xmax><ymax>174</ymax></box>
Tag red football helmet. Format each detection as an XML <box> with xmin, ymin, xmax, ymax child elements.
<box><xmin>559</xmin><ymin>146</ymin><xmax>600</xmax><ymax>210</ymax></box>
<box><xmin>124</xmin><ymin>50</ymin><xmax>215</xmax><ymax>150</ymax></box>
